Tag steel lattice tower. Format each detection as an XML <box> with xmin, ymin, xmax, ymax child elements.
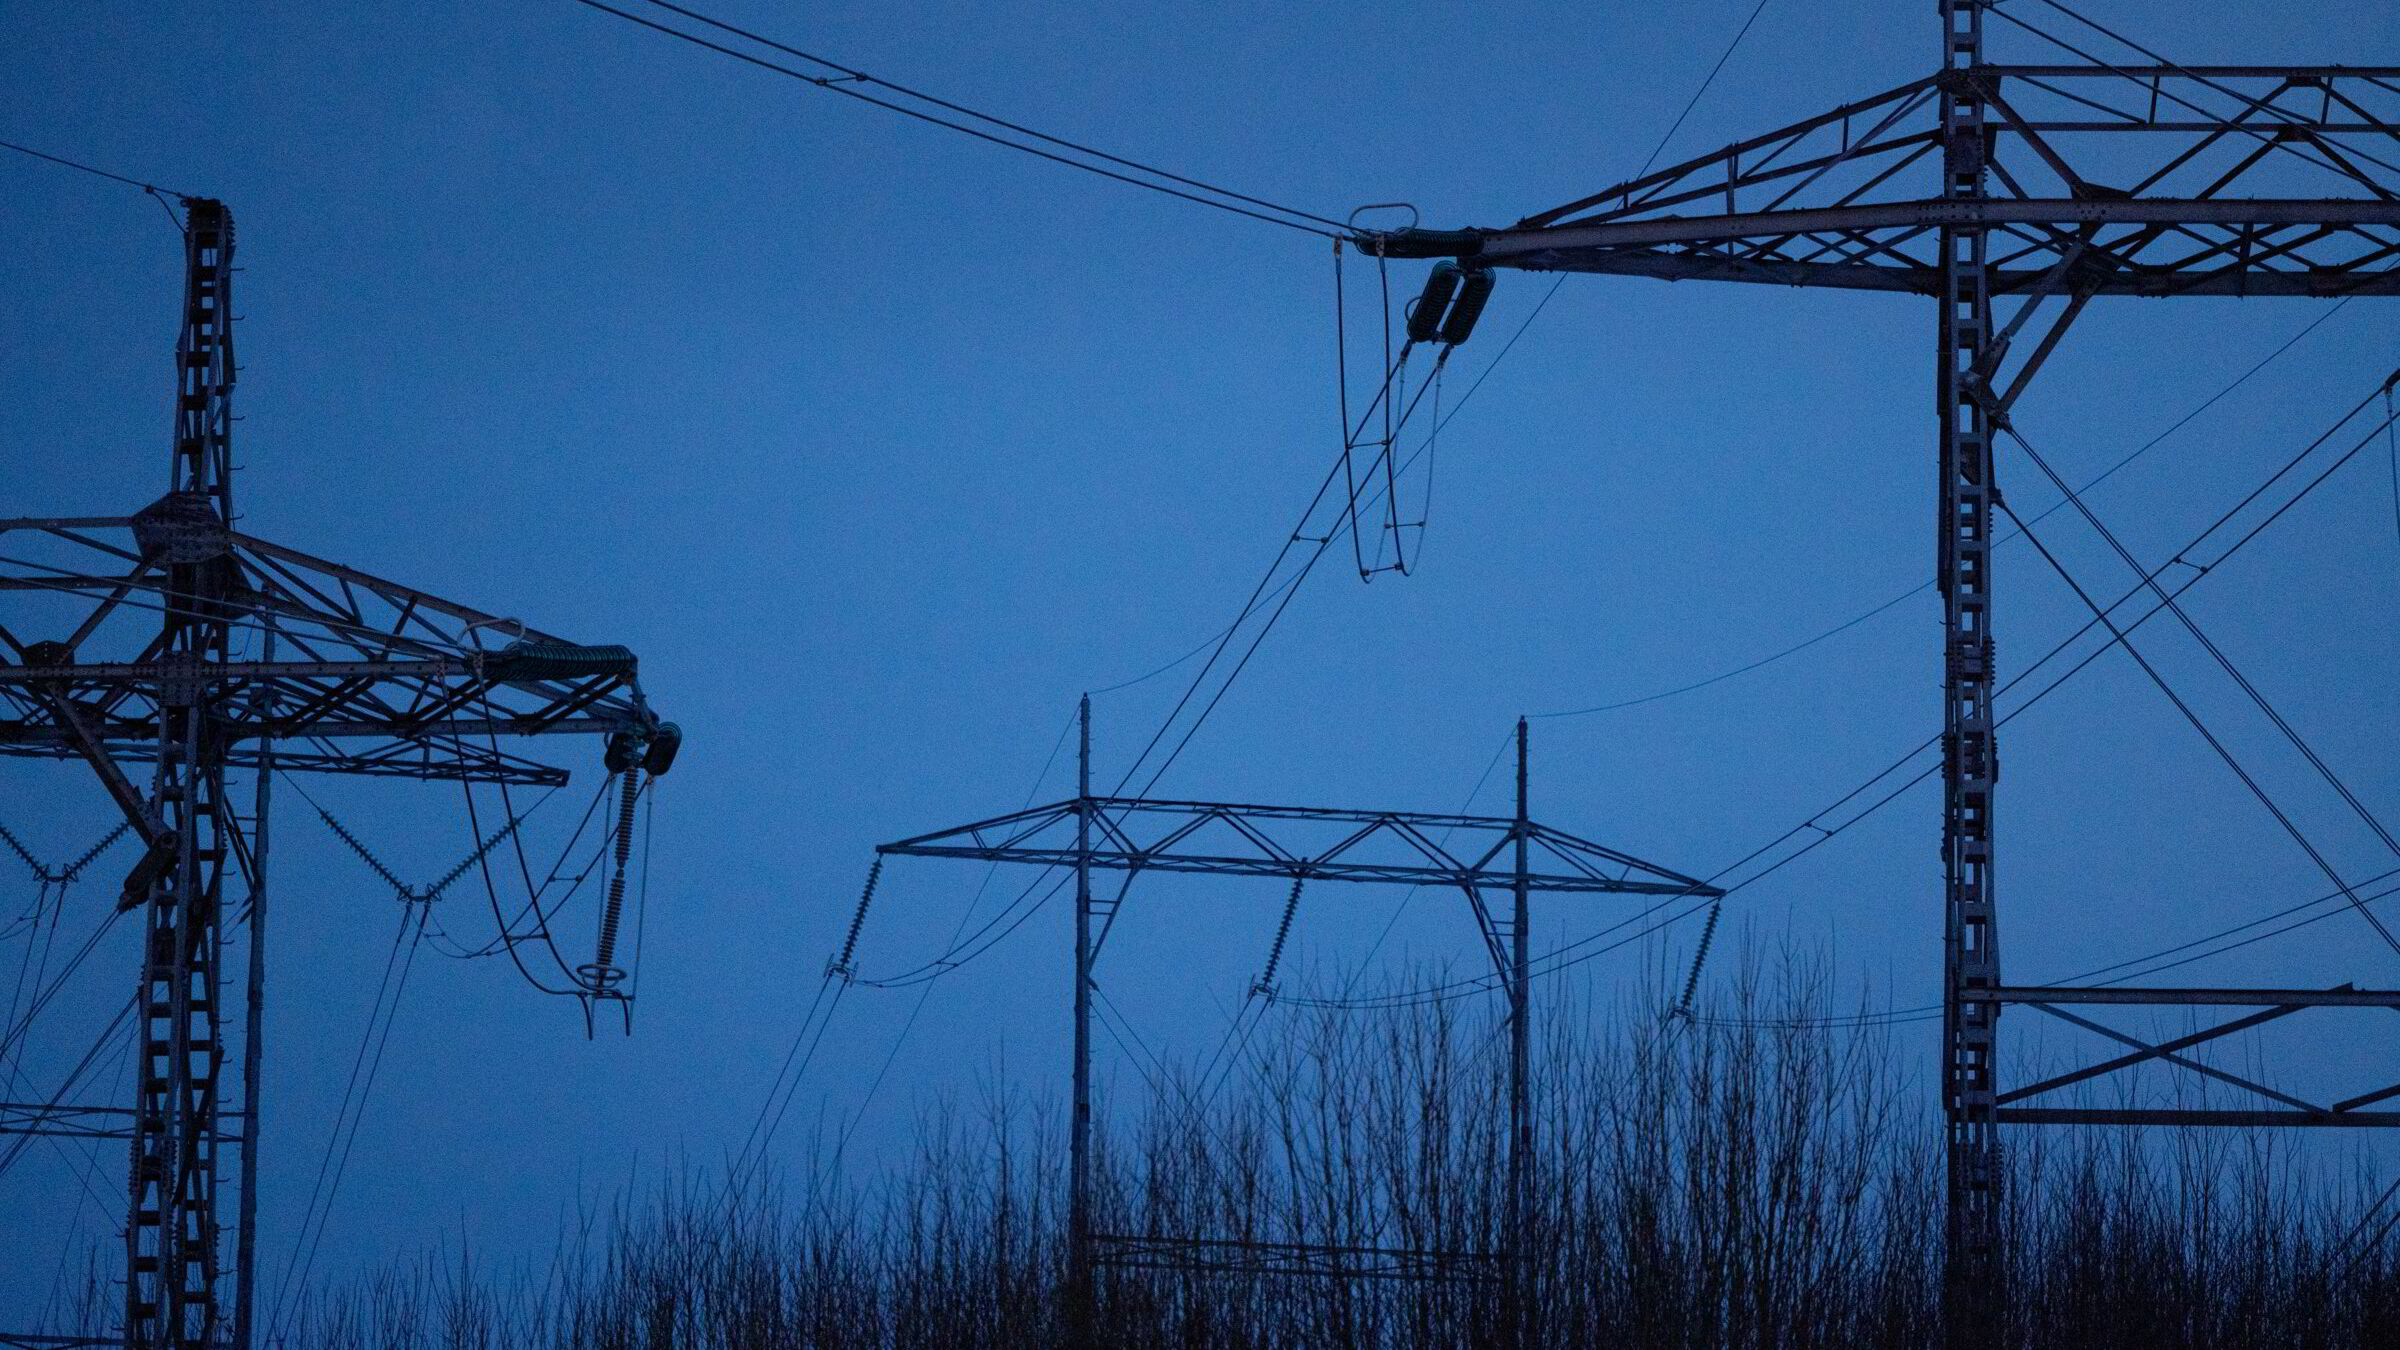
<box><xmin>0</xmin><ymin>199</ymin><xmax>675</xmax><ymax>1350</ymax></box>
<box><xmin>877</xmin><ymin>703</ymin><xmax>1719</xmax><ymax>1344</ymax></box>
<box><xmin>1366</xmin><ymin>1</ymin><xmax>2400</xmax><ymax>1340</ymax></box>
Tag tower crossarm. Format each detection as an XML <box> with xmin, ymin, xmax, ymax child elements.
<box><xmin>0</xmin><ymin>517</ymin><xmax>655</xmax><ymax>787</ymax></box>
<box><xmin>1364</xmin><ymin>65</ymin><xmax>2400</xmax><ymax>297</ymax></box>
<box><xmin>879</xmin><ymin>795</ymin><xmax>1722</xmax><ymax>898</ymax></box>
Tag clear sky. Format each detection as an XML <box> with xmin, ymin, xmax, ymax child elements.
<box><xmin>3</xmin><ymin>0</ymin><xmax>2397</xmax><ymax>1328</ymax></box>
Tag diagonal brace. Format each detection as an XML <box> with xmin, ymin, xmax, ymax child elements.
<box><xmin>1997</xmin><ymin>1001</ymin><xmax>2305</xmax><ymax>1105</ymax></box>
<box><xmin>2019</xmin><ymin>1000</ymin><xmax>2325</xmax><ymax>1112</ymax></box>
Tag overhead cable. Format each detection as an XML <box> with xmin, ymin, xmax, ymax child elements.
<box><xmin>1299</xmin><ymin>377</ymin><xmax>2400</xmax><ymax>1011</ymax></box>
<box><xmin>1531</xmin><ymin>297</ymin><xmax>2354</xmax><ymax>719</ymax></box>
<box><xmin>1634</xmin><ymin>0</ymin><xmax>1776</xmax><ymax>181</ymax></box>
<box><xmin>2007</xmin><ymin>421</ymin><xmax>2400</xmax><ymax>863</ymax></box>
<box><xmin>0</xmin><ymin>137</ymin><xmax>197</xmax><ymax>202</ymax></box>
<box><xmin>567</xmin><ymin>0</ymin><xmax>1344</xmax><ymax>239</ymax></box>
<box><xmin>1996</xmin><ymin>498</ymin><xmax>2400</xmax><ymax>957</ymax></box>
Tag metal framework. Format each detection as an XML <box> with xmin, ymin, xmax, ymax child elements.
<box><xmin>0</xmin><ymin>199</ymin><xmax>670</xmax><ymax>1349</ymax></box>
<box><xmin>1365</xmin><ymin>3</ymin><xmax>2400</xmax><ymax>1341</ymax></box>
<box><xmin>880</xmin><ymin>706</ymin><xmax>1720</xmax><ymax>1344</ymax></box>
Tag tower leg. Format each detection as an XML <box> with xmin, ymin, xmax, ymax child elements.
<box><xmin>127</xmin><ymin>679</ymin><xmax>234</xmax><ymax>1348</ymax></box>
<box><xmin>1937</xmin><ymin>2</ymin><xmax>2004</xmax><ymax>1343</ymax></box>
<box><xmin>232</xmin><ymin>670</ymin><xmax>273</xmax><ymax>1350</ymax></box>
<box><xmin>129</xmin><ymin>195</ymin><xmax>242</xmax><ymax>1350</ymax></box>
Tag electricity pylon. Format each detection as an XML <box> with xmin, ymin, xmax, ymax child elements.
<box><xmin>0</xmin><ymin>198</ymin><xmax>675</xmax><ymax>1350</ymax></box>
<box><xmin>877</xmin><ymin>702</ymin><xmax>1720</xmax><ymax>1345</ymax></box>
<box><xmin>1367</xmin><ymin>2</ymin><xmax>2400</xmax><ymax>1341</ymax></box>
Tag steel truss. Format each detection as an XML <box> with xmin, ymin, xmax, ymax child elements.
<box><xmin>882</xmin><ymin>706</ymin><xmax>1719</xmax><ymax>1346</ymax></box>
<box><xmin>1365</xmin><ymin>3</ymin><xmax>2400</xmax><ymax>1343</ymax></box>
<box><xmin>0</xmin><ymin>523</ymin><xmax>650</xmax><ymax>789</ymax></box>
<box><xmin>0</xmin><ymin>199</ymin><xmax>669</xmax><ymax>1349</ymax></box>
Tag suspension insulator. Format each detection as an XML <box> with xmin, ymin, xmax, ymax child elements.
<box><xmin>1252</xmin><ymin>874</ymin><xmax>1306</xmax><ymax>999</ymax></box>
<box><xmin>581</xmin><ymin>767</ymin><xmax>643</xmax><ymax>995</ymax></box>
<box><xmin>641</xmin><ymin>721</ymin><xmax>682</xmax><ymax>776</ymax></box>
<box><xmin>829</xmin><ymin>855</ymin><xmax>885</xmax><ymax>981</ymax></box>
<box><xmin>1404</xmin><ymin>263</ymin><xmax>1463</xmax><ymax>344</ymax></box>
<box><xmin>1438</xmin><ymin>269</ymin><xmax>1495</xmax><ymax>346</ymax></box>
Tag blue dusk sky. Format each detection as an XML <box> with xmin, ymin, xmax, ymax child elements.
<box><xmin>3</xmin><ymin>0</ymin><xmax>2397</xmax><ymax>1322</ymax></box>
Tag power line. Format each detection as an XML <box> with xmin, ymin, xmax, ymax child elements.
<box><xmin>1691</xmin><ymin>861</ymin><xmax>2400</xmax><ymax>1031</ymax></box>
<box><xmin>265</xmin><ymin>901</ymin><xmax>429</xmax><ymax>1345</ymax></box>
<box><xmin>1633</xmin><ymin>0</ymin><xmax>1776</xmax><ymax>181</ymax></box>
<box><xmin>0</xmin><ymin>908</ymin><xmax>127</xmax><ymax>1065</ymax></box>
<box><xmin>1996</xmin><ymin>497</ymin><xmax>2400</xmax><ymax>958</ymax></box>
<box><xmin>1660</xmin><ymin>390</ymin><xmax>2400</xmax><ymax>1002</ymax></box>
<box><xmin>566</xmin><ymin>0</ymin><xmax>1344</xmax><ymax>239</ymax></box>
<box><xmin>0</xmin><ymin>994</ymin><xmax>137</xmax><ymax>1185</ymax></box>
<box><xmin>1079</xmin><ymin>0</ymin><xmax>1774</xmax><ymax>704</ymax></box>
<box><xmin>1064</xmin><ymin>0</ymin><xmax>1775</xmax><ymax>776</ymax></box>
<box><xmin>1530</xmin><ymin>297</ymin><xmax>2354</xmax><ymax>719</ymax></box>
<box><xmin>2387</xmin><ymin>378</ymin><xmax>2400</xmax><ymax>572</ymax></box>
<box><xmin>1084</xmin><ymin>567</ymin><xmax>1310</xmax><ymax>698</ymax></box>
<box><xmin>1299</xmin><ymin>377</ymin><xmax>2400</xmax><ymax>1011</ymax></box>
<box><xmin>0</xmin><ymin>137</ymin><xmax>196</xmax><ymax>201</ymax></box>
<box><xmin>628</xmin><ymin>0</ymin><xmax>1353</xmax><ymax>232</ymax></box>
<box><xmin>2005</xmin><ymin>420</ymin><xmax>2400</xmax><ymax>866</ymax></box>
<box><xmin>830</xmin><ymin>708</ymin><xmax>1081</xmax><ymax>1166</ymax></box>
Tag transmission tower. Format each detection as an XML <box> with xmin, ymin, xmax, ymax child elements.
<box><xmin>1366</xmin><ymin>1</ymin><xmax>2399</xmax><ymax>1341</ymax></box>
<box><xmin>873</xmin><ymin>701</ymin><xmax>1720</xmax><ymax>1345</ymax></box>
<box><xmin>0</xmin><ymin>198</ymin><xmax>676</xmax><ymax>1350</ymax></box>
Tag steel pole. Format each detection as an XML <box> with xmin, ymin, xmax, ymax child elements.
<box><xmin>1069</xmin><ymin>694</ymin><xmax>1095</xmax><ymax>1345</ymax></box>
<box><xmin>1509</xmin><ymin>719</ymin><xmax>1532</xmax><ymax>1348</ymax></box>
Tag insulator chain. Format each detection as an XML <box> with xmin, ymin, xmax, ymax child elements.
<box><xmin>313</xmin><ymin>791</ymin><xmax>531</xmax><ymax>909</ymax></box>
<box><xmin>1252</xmin><ymin>874</ymin><xmax>1306</xmax><ymax>1000</ymax></box>
<box><xmin>0</xmin><ymin>821</ymin><xmax>45</xmax><ymax>879</ymax></box>
<box><xmin>58</xmin><ymin>820</ymin><xmax>132</xmax><ymax>882</ymax></box>
<box><xmin>828</xmin><ymin>855</ymin><xmax>885</xmax><ymax>982</ymax></box>
<box><xmin>582</xmin><ymin>768</ymin><xmax>643</xmax><ymax>995</ymax></box>
<box><xmin>0</xmin><ymin>819</ymin><xmax>120</xmax><ymax>884</ymax></box>
<box><xmin>314</xmin><ymin>803</ymin><xmax>412</xmax><ymax>898</ymax></box>
<box><xmin>420</xmin><ymin>809</ymin><xmax>532</xmax><ymax>905</ymax></box>
<box><xmin>1675</xmin><ymin>896</ymin><xmax>1728</xmax><ymax>1020</ymax></box>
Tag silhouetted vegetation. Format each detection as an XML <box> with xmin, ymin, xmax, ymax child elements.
<box><xmin>276</xmin><ymin>962</ymin><xmax>2400</xmax><ymax>1348</ymax></box>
